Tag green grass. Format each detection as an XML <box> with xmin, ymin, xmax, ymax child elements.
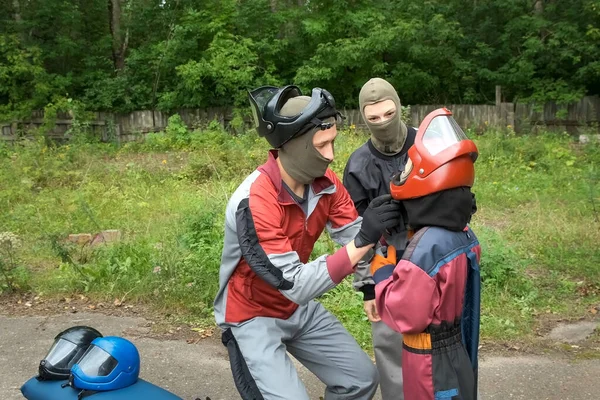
<box><xmin>472</xmin><ymin>131</ymin><xmax>600</xmax><ymax>341</ymax></box>
<box><xmin>0</xmin><ymin>121</ymin><xmax>599</xmax><ymax>351</ymax></box>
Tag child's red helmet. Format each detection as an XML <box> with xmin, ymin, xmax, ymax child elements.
<box><xmin>390</xmin><ymin>108</ymin><xmax>478</xmax><ymax>200</ymax></box>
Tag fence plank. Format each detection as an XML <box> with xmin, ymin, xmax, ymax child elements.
<box><xmin>2</xmin><ymin>97</ymin><xmax>599</xmax><ymax>143</ymax></box>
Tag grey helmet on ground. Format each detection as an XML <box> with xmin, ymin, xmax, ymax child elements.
<box><xmin>38</xmin><ymin>326</ymin><xmax>102</xmax><ymax>381</ymax></box>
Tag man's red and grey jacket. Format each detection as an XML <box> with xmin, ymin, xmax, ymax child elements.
<box><xmin>213</xmin><ymin>150</ymin><xmax>363</xmax><ymax>327</ymax></box>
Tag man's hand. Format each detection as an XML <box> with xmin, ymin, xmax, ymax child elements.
<box><xmin>355</xmin><ymin>195</ymin><xmax>403</xmax><ymax>248</ymax></box>
<box><xmin>363</xmin><ymin>299</ymin><xmax>381</xmax><ymax>322</ymax></box>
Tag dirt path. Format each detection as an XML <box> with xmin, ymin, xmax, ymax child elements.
<box><xmin>1</xmin><ymin>296</ymin><xmax>599</xmax><ymax>399</ymax></box>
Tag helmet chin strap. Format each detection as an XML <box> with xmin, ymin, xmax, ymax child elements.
<box><xmin>77</xmin><ymin>389</ymin><xmax>100</xmax><ymax>400</ymax></box>
<box><xmin>61</xmin><ymin>376</ymin><xmax>73</xmax><ymax>388</ymax></box>
<box><xmin>61</xmin><ymin>380</ymin><xmax>100</xmax><ymax>400</ymax></box>
<box><xmin>311</xmin><ymin>117</ymin><xmax>334</xmax><ymax>130</ymax></box>
<box><xmin>299</xmin><ymin>110</ymin><xmax>344</xmax><ymax>136</ymax></box>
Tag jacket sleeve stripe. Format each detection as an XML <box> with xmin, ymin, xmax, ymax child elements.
<box><xmin>428</xmin><ymin>240</ymin><xmax>480</xmax><ymax>277</ymax></box>
<box><xmin>235</xmin><ymin>197</ymin><xmax>294</xmax><ymax>290</ymax></box>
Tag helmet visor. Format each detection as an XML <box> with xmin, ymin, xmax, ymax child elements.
<box><xmin>44</xmin><ymin>339</ymin><xmax>81</xmax><ymax>370</ymax></box>
<box><xmin>78</xmin><ymin>345</ymin><xmax>119</xmax><ymax>377</ymax></box>
<box><xmin>422</xmin><ymin>115</ymin><xmax>468</xmax><ymax>156</ymax></box>
<box><xmin>249</xmin><ymin>86</ymin><xmax>280</xmax><ymax>127</ymax></box>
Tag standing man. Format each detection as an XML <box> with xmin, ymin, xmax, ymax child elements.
<box><xmin>343</xmin><ymin>77</ymin><xmax>416</xmax><ymax>399</ymax></box>
<box><xmin>214</xmin><ymin>84</ymin><xmax>403</xmax><ymax>400</ymax></box>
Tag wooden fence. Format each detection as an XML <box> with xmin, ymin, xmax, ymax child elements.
<box><xmin>1</xmin><ymin>96</ymin><xmax>599</xmax><ymax>142</ymax></box>
<box><xmin>0</xmin><ymin>108</ymin><xmax>232</xmax><ymax>143</ymax></box>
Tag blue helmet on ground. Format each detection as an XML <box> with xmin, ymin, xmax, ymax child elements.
<box><xmin>69</xmin><ymin>336</ymin><xmax>140</xmax><ymax>391</ymax></box>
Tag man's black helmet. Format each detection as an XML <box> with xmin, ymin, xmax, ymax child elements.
<box><xmin>38</xmin><ymin>326</ymin><xmax>102</xmax><ymax>381</ymax></box>
<box><xmin>248</xmin><ymin>85</ymin><xmax>342</xmax><ymax>148</ymax></box>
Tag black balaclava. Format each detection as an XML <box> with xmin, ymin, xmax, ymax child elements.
<box><xmin>278</xmin><ymin>96</ymin><xmax>334</xmax><ymax>184</ymax></box>
<box><xmin>359</xmin><ymin>78</ymin><xmax>408</xmax><ymax>155</ymax></box>
<box><xmin>403</xmin><ymin>187</ymin><xmax>474</xmax><ymax>232</ymax></box>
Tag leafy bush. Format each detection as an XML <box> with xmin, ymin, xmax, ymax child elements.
<box><xmin>478</xmin><ymin>226</ymin><xmax>524</xmax><ymax>289</ymax></box>
<box><xmin>0</xmin><ymin>232</ymin><xmax>29</xmax><ymax>292</ymax></box>
<box><xmin>165</xmin><ymin>115</ymin><xmax>192</xmax><ymax>147</ymax></box>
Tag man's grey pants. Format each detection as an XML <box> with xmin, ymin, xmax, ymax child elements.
<box><xmin>372</xmin><ymin>321</ymin><xmax>404</xmax><ymax>400</ymax></box>
<box><xmin>223</xmin><ymin>300</ymin><xmax>379</xmax><ymax>400</ymax></box>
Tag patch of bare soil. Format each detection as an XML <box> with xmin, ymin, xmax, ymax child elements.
<box><xmin>480</xmin><ymin>311</ymin><xmax>600</xmax><ymax>360</ymax></box>
<box><xmin>0</xmin><ymin>292</ymin><xmax>216</xmax><ymax>344</ymax></box>
<box><xmin>2</xmin><ymin>292</ymin><xmax>597</xmax><ymax>358</ymax></box>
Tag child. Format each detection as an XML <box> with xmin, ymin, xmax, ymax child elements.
<box><xmin>370</xmin><ymin>108</ymin><xmax>481</xmax><ymax>400</ymax></box>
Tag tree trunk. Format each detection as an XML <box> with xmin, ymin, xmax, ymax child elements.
<box><xmin>108</xmin><ymin>0</ymin><xmax>129</xmax><ymax>71</ymax></box>
<box><xmin>12</xmin><ymin>0</ymin><xmax>28</xmax><ymax>42</ymax></box>
<box><xmin>533</xmin><ymin>0</ymin><xmax>548</xmax><ymax>40</ymax></box>
<box><xmin>12</xmin><ymin>0</ymin><xmax>22</xmax><ymax>23</ymax></box>
<box><xmin>534</xmin><ymin>0</ymin><xmax>543</xmax><ymax>15</ymax></box>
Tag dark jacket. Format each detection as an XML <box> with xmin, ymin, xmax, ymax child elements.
<box><xmin>342</xmin><ymin>127</ymin><xmax>416</xmax><ymax>299</ymax></box>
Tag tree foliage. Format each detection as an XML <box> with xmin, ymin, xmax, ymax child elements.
<box><xmin>1</xmin><ymin>0</ymin><xmax>599</xmax><ymax>119</ymax></box>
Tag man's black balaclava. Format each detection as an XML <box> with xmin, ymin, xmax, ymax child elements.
<box><xmin>359</xmin><ymin>78</ymin><xmax>408</xmax><ymax>155</ymax></box>
<box><xmin>403</xmin><ymin>187</ymin><xmax>474</xmax><ymax>232</ymax></box>
<box><xmin>278</xmin><ymin>96</ymin><xmax>335</xmax><ymax>184</ymax></box>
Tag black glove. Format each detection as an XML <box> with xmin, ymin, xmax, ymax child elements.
<box><xmin>355</xmin><ymin>194</ymin><xmax>403</xmax><ymax>248</ymax></box>
<box><xmin>385</xmin><ymin>199</ymin><xmax>408</xmax><ymax>236</ymax></box>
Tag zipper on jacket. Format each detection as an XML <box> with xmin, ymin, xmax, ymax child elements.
<box><xmin>298</xmin><ymin>207</ymin><xmax>308</xmax><ymax>254</ymax></box>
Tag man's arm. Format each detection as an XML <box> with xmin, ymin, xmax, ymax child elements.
<box><xmin>326</xmin><ymin>171</ymin><xmax>400</xmax><ymax>323</ymax></box>
<box><xmin>236</xmin><ymin>182</ymin><xmax>371</xmax><ymax>306</ymax></box>
<box><xmin>238</xmin><ymin>173</ymin><xmax>400</xmax><ymax>306</ymax></box>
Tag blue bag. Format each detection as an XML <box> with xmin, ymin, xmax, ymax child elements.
<box><xmin>21</xmin><ymin>376</ymin><xmax>183</xmax><ymax>400</ymax></box>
